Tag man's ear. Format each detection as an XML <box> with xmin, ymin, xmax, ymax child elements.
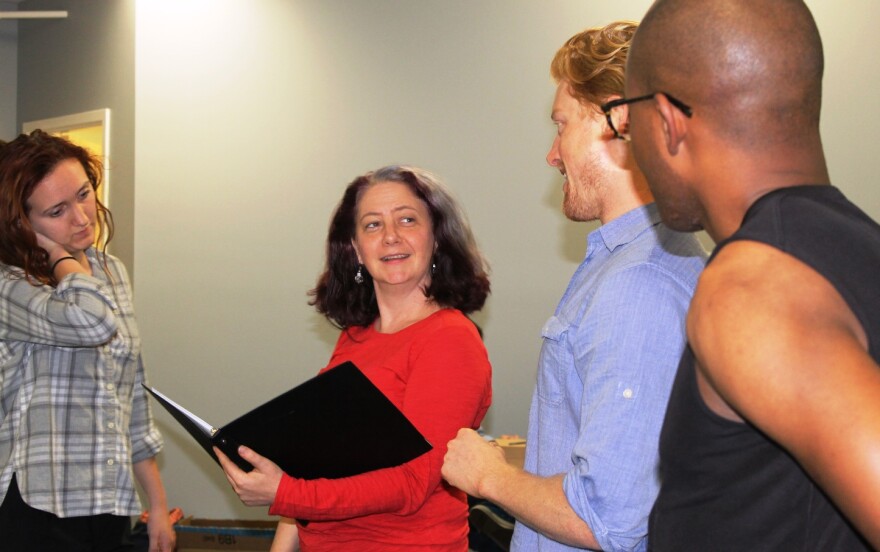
<box><xmin>600</xmin><ymin>95</ymin><xmax>628</xmax><ymax>138</ymax></box>
<box><xmin>655</xmin><ymin>93</ymin><xmax>688</xmax><ymax>156</ymax></box>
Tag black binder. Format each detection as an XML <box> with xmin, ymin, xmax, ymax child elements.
<box><xmin>143</xmin><ymin>361</ymin><xmax>432</xmax><ymax>480</ymax></box>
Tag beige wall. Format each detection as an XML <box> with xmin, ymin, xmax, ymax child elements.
<box><xmin>0</xmin><ymin>2</ymin><xmax>16</xmax><ymax>139</ymax></box>
<box><xmin>135</xmin><ymin>0</ymin><xmax>653</xmax><ymax>518</ymax></box>
<box><xmin>133</xmin><ymin>0</ymin><xmax>880</xmax><ymax>519</ymax></box>
<box><xmin>6</xmin><ymin>0</ymin><xmax>877</xmax><ymax>521</ymax></box>
<box><xmin>811</xmin><ymin>1</ymin><xmax>880</xmax><ymax>213</ymax></box>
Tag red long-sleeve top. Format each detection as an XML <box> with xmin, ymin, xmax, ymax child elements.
<box><xmin>270</xmin><ymin>308</ymin><xmax>492</xmax><ymax>551</ymax></box>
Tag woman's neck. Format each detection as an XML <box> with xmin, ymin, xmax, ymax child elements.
<box><xmin>374</xmin><ymin>290</ymin><xmax>442</xmax><ymax>334</ymax></box>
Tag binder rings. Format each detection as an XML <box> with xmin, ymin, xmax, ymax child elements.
<box><xmin>144</xmin><ymin>361</ymin><xmax>432</xmax><ymax>480</ymax></box>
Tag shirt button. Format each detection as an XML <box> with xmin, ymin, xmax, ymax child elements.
<box><xmin>107</xmin><ymin>459</ymin><xmax>115</xmax><ymax>466</ymax></box>
<box><xmin>106</xmin><ymin>383</ymin><xmax>115</xmax><ymax>391</ymax></box>
<box><xmin>107</xmin><ymin>422</ymin><xmax>115</xmax><ymax>429</ymax></box>
<box><xmin>622</xmin><ymin>388</ymin><xmax>634</xmax><ymax>399</ymax></box>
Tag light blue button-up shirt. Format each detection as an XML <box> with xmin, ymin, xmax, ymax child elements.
<box><xmin>511</xmin><ymin>204</ymin><xmax>706</xmax><ymax>552</ymax></box>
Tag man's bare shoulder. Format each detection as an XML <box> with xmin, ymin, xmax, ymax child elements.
<box><xmin>690</xmin><ymin>239</ymin><xmax>863</xmax><ymax>343</ymax></box>
<box><xmin>689</xmin><ymin>240</ymin><xmax>807</xmax><ymax>341</ymax></box>
<box><xmin>687</xmin><ymin>238</ymin><xmax>870</xmax><ymax>432</ymax></box>
<box><xmin>687</xmin><ymin>241</ymin><xmax>880</xmax><ymax>544</ymax></box>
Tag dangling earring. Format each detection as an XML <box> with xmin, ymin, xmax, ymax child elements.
<box><xmin>431</xmin><ymin>262</ymin><xmax>437</xmax><ymax>275</ymax></box>
<box><xmin>355</xmin><ymin>264</ymin><xmax>365</xmax><ymax>284</ymax></box>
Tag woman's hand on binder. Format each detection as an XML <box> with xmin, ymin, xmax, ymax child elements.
<box><xmin>214</xmin><ymin>445</ymin><xmax>284</xmax><ymax>507</ymax></box>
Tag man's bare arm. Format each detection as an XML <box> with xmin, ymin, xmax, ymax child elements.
<box><xmin>690</xmin><ymin>241</ymin><xmax>880</xmax><ymax>547</ymax></box>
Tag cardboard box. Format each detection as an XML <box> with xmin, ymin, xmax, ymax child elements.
<box><xmin>175</xmin><ymin>518</ymin><xmax>276</xmax><ymax>552</ymax></box>
<box><xmin>494</xmin><ymin>436</ymin><xmax>526</xmax><ymax>470</ymax></box>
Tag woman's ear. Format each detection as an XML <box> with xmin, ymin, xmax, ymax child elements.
<box><xmin>351</xmin><ymin>239</ymin><xmax>362</xmax><ymax>264</ymax></box>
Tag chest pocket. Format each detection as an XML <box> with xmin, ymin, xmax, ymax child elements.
<box><xmin>536</xmin><ymin>315</ymin><xmax>571</xmax><ymax>406</ymax></box>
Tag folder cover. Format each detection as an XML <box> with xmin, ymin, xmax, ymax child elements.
<box><xmin>143</xmin><ymin>361</ymin><xmax>432</xmax><ymax>480</ymax></box>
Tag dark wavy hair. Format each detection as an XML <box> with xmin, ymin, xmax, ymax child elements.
<box><xmin>0</xmin><ymin>130</ymin><xmax>114</xmax><ymax>286</ymax></box>
<box><xmin>310</xmin><ymin>165</ymin><xmax>490</xmax><ymax>329</ymax></box>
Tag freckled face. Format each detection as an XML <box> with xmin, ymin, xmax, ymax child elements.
<box><xmin>26</xmin><ymin>158</ymin><xmax>97</xmax><ymax>254</ymax></box>
<box><xmin>352</xmin><ymin>181</ymin><xmax>435</xmax><ymax>292</ymax></box>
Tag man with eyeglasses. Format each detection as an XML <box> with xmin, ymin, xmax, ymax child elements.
<box><xmin>442</xmin><ymin>21</ymin><xmax>705</xmax><ymax>552</ymax></box>
<box><xmin>621</xmin><ymin>0</ymin><xmax>880</xmax><ymax>550</ymax></box>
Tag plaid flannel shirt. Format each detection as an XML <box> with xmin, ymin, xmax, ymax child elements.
<box><xmin>0</xmin><ymin>249</ymin><xmax>163</xmax><ymax>517</ymax></box>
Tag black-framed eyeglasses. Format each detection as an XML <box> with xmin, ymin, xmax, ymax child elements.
<box><xmin>600</xmin><ymin>93</ymin><xmax>693</xmax><ymax>141</ymax></box>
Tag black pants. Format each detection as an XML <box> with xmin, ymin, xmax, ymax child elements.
<box><xmin>0</xmin><ymin>474</ymin><xmax>135</xmax><ymax>552</ymax></box>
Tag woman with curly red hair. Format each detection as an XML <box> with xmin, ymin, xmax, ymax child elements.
<box><xmin>0</xmin><ymin>130</ymin><xmax>175</xmax><ymax>552</ymax></box>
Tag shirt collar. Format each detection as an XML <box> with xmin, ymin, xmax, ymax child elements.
<box><xmin>592</xmin><ymin>203</ymin><xmax>661</xmax><ymax>253</ymax></box>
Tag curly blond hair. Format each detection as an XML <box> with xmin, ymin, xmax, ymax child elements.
<box><xmin>550</xmin><ymin>21</ymin><xmax>638</xmax><ymax>109</ymax></box>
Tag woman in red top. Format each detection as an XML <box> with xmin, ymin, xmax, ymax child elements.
<box><xmin>216</xmin><ymin>165</ymin><xmax>492</xmax><ymax>551</ymax></box>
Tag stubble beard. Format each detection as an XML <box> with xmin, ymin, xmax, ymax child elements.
<box><xmin>562</xmin><ymin>162</ymin><xmax>608</xmax><ymax>223</ymax></box>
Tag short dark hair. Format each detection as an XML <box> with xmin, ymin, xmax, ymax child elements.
<box><xmin>310</xmin><ymin>165</ymin><xmax>490</xmax><ymax>329</ymax></box>
<box><xmin>631</xmin><ymin>0</ymin><xmax>823</xmax><ymax>148</ymax></box>
<box><xmin>0</xmin><ymin>130</ymin><xmax>114</xmax><ymax>285</ymax></box>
